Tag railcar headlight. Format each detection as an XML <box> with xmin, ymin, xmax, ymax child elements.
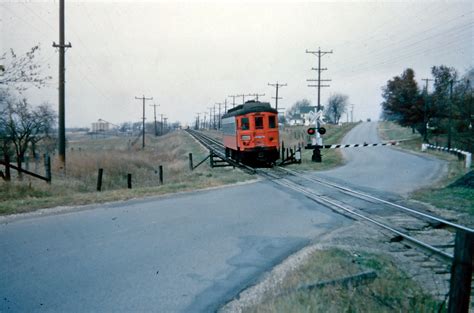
<box><xmin>241</xmin><ymin>135</ymin><xmax>251</xmax><ymax>140</ymax></box>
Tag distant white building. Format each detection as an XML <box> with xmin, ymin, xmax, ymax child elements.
<box><xmin>288</xmin><ymin>106</ymin><xmax>317</xmax><ymax>126</ymax></box>
<box><xmin>91</xmin><ymin>121</ymin><xmax>109</xmax><ymax>132</ymax></box>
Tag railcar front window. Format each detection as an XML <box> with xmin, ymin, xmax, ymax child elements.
<box><xmin>255</xmin><ymin>116</ymin><xmax>263</xmax><ymax>129</ymax></box>
<box><xmin>269</xmin><ymin>116</ymin><xmax>276</xmax><ymax>128</ymax></box>
<box><xmin>241</xmin><ymin>118</ymin><xmax>249</xmax><ymax>130</ymax></box>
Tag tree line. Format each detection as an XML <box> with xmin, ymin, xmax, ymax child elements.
<box><xmin>286</xmin><ymin>93</ymin><xmax>349</xmax><ymax>125</ymax></box>
<box><xmin>1</xmin><ymin>45</ymin><xmax>56</xmax><ymax>180</ymax></box>
<box><xmin>381</xmin><ymin>66</ymin><xmax>473</xmax><ymax>151</ymax></box>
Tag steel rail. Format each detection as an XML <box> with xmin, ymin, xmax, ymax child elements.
<box><xmin>277</xmin><ymin>167</ymin><xmax>474</xmax><ymax>234</ymax></box>
<box><xmin>185</xmin><ymin>129</ymin><xmax>256</xmax><ymax>173</ymax></box>
<box><xmin>259</xmin><ymin>169</ymin><xmax>454</xmax><ymax>263</ymax></box>
<box><xmin>186</xmin><ymin>130</ymin><xmax>455</xmax><ymax>262</ymax></box>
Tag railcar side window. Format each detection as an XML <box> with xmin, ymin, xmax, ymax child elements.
<box><xmin>241</xmin><ymin>118</ymin><xmax>249</xmax><ymax>130</ymax></box>
<box><xmin>269</xmin><ymin>116</ymin><xmax>276</xmax><ymax>128</ymax></box>
<box><xmin>255</xmin><ymin>116</ymin><xmax>263</xmax><ymax>129</ymax></box>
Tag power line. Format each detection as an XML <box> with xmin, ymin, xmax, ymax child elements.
<box><xmin>236</xmin><ymin>93</ymin><xmax>253</xmax><ymax>104</ymax></box>
<box><xmin>249</xmin><ymin>93</ymin><xmax>265</xmax><ymax>101</ymax></box>
<box><xmin>228</xmin><ymin>95</ymin><xmax>238</xmax><ymax>108</ymax></box>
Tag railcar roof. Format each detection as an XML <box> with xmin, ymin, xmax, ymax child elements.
<box><xmin>222</xmin><ymin>101</ymin><xmax>278</xmax><ymax>118</ymax></box>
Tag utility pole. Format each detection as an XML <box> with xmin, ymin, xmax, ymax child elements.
<box><xmin>448</xmin><ymin>80</ymin><xmax>454</xmax><ymax>150</ymax></box>
<box><xmin>224</xmin><ymin>99</ymin><xmax>228</xmax><ymax>114</ymax></box>
<box><xmin>202</xmin><ymin>113</ymin><xmax>207</xmax><ymax>130</ymax></box>
<box><xmin>213</xmin><ymin>105</ymin><xmax>217</xmax><ymax>130</ymax></box>
<box><xmin>160</xmin><ymin>114</ymin><xmax>164</xmax><ymax>135</ymax></box>
<box><xmin>195</xmin><ymin>113</ymin><xmax>201</xmax><ymax>130</ymax></box>
<box><xmin>164</xmin><ymin>117</ymin><xmax>168</xmax><ymax>132</ymax></box>
<box><xmin>52</xmin><ymin>0</ymin><xmax>72</xmax><ymax>171</ymax></box>
<box><xmin>228</xmin><ymin>95</ymin><xmax>238</xmax><ymax>108</ymax></box>
<box><xmin>422</xmin><ymin>78</ymin><xmax>434</xmax><ymax>142</ymax></box>
<box><xmin>216</xmin><ymin>102</ymin><xmax>223</xmax><ymax>129</ymax></box>
<box><xmin>208</xmin><ymin>107</ymin><xmax>213</xmax><ymax>129</ymax></box>
<box><xmin>306</xmin><ymin>47</ymin><xmax>333</xmax><ymax>114</ymax></box>
<box><xmin>268</xmin><ymin>82</ymin><xmax>287</xmax><ymax>110</ymax></box>
<box><xmin>250</xmin><ymin>93</ymin><xmax>265</xmax><ymax>101</ymax></box>
<box><xmin>149</xmin><ymin>102</ymin><xmax>160</xmax><ymax>136</ymax></box>
<box><xmin>135</xmin><ymin>95</ymin><xmax>153</xmax><ymax>149</ymax></box>
<box><xmin>236</xmin><ymin>94</ymin><xmax>253</xmax><ymax>104</ymax></box>
<box><xmin>306</xmin><ymin>47</ymin><xmax>333</xmax><ymax>157</ymax></box>
<box><xmin>350</xmin><ymin>104</ymin><xmax>355</xmax><ymax>123</ymax></box>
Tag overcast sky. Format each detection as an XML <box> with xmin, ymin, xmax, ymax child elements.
<box><xmin>1</xmin><ymin>0</ymin><xmax>473</xmax><ymax>127</ymax></box>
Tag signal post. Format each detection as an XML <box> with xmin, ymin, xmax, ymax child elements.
<box><xmin>306</xmin><ymin>126</ymin><xmax>326</xmax><ymax>162</ymax></box>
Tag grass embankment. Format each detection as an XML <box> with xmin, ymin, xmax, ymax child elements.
<box><xmin>0</xmin><ymin>131</ymin><xmax>253</xmax><ymax>215</ymax></box>
<box><xmin>243</xmin><ymin>248</ymin><xmax>442</xmax><ymax>313</ymax></box>
<box><xmin>279</xmin><ymin>123</ymin><xmax>358</xmax><ymax>171</ymax></box>
<box><xmin>378</xmin><ymin>121</ymin><xmax>473</xmax><ymax>217</ymax></box>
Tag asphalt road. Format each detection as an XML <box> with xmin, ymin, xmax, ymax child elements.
<box><xmin>319</xmin><ymin>121</ymin><xmax>446</xmax><ymax>196</ymax></box>
<box><xmin>0</xmin><ymin>182</ymin><xmax>349</xmax><ymax>312</ymax></box>
<box><xmin>0</xmin><ymin>122</ymin><xmax>446</xmax><ymax>312</ymax></box>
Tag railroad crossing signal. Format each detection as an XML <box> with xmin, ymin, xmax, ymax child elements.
<box><xmin>307</xmin><ymin>127</ymin><xmax>326</xmax><ymax>135</ymax></box>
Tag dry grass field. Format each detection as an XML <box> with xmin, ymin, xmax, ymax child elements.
<box><xmin>1</xmin><ymin>124</ymin><xmax>358</xmax><ymax>215</ymax></box>
<box><xmin>0</xmin><ymin>130</ymin><xmax>253</xmax><ymax>215</ymax></box>
<box><xmin>242</xmin><ymin>248</ymin><xmax>442</xmax><ymax>313</ymax></box>
<box><xmin>279</xmin><ymin>123</ymin><xmax>358</xmax><ymax>171</ymax></box>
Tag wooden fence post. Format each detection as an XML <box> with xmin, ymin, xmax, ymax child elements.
<box><xmin>127</xmin><ymin>173</ymin><xmax>132</xmax><ymax>189</ymax></box>
<box><xmin>281</xmin><ymin>141</ymin><xmax>285</xmax><ymax>160</ymax></box>
<box><xmin>448</xmin><ymin>230</ymin><xmax>474</xmax><ymax>313</ymax></box>
<box><xmin>209</xmin><ymin>151</ymin><xmax>214</xmax><ymax>167</ymax></box>
<box><xmin>97</xmin><ymin>168</ymin><xmax>103</xmax><ymax>191</ymax></box>
<box><xmin>189</xmin><ymin>153</ymin><xmax>193</xmax><ymax>171</ymax></box>
<box><xmin>44</xmin><ymin>154</ymin><xmax>51</xmax><ymax>184</ymax></box>
<box><xmin>159</xmin><ymin>165</ymin><xmax>163</xmax><ymax>184</ymax></box>
<box><xmin>5</xmin><ymin>153</ymin><xmax>11</xmax><ymax>181</ymax></box>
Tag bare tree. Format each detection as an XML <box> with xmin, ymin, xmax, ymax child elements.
<box><xmin>0</xmin><ymin>45</ymin><xmax>52</xmax><ymax>91</ymax></box>
<box><xmin>0</xmin><ymin>94</ymin><xmax>56</xmax><ymax>178</ymax></box>
<box><xmin>324</xmin><ymin>93</ymin><xmax>348</xmax><ymax>124</ymax></box>
<box><xmin>286</xmin><ymin>99</ymin><xmax>313</xmax><ymax>121</ymax></box>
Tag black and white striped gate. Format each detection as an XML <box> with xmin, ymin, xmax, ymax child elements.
<box><xmin>305</xmin><ymin>142</ymin><xmax>399</xmax><ymax>149</ymax></box>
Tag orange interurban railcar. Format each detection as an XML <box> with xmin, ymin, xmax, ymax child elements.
<box><xmin>221</xmin><ymin>101</ymin><xmax>279</xmax><ymax>164</ymax></box>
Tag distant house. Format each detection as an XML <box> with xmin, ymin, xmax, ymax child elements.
<box><xmin>91</xmin><ymin>121</ymin><xmax>109</xmax><ymax>132</ymax></box>
<box><xmin>288</xmin><ymin>106</ymin><xmax>320</xmax><ymax>126</ymax></box>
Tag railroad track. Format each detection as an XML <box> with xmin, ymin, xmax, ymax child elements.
<box><xmin>187</xmin><ymin>130</ymin><xmax>474</xmax><ymax>255</ymax></box>
<box><xmin>186</xmin><ymin>129</ymin><xmax>473</xmax><ymax>300</ymax></box>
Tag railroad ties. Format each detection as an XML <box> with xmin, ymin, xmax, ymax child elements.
<box><xmin>185</xmin><ymin>129</ymin><xmax>255</xmax><ymax>174</ymax></box>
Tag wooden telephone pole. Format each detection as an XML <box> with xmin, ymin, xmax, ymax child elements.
<box><xmin>53</xmin><ymin>0</ymin><xmax>72</xmax><ymax>171</ymax></box>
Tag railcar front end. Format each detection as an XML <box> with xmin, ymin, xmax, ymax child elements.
<box><xmin>221</xmin><ymin>101</ymin><xmax>279</xmax><ymax>164</ymax></box>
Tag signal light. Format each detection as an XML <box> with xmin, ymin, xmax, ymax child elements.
<box><xmin>307</xmin><ymin>127</ymin><xmax>326</xmax><ymax>135</ymax></box>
